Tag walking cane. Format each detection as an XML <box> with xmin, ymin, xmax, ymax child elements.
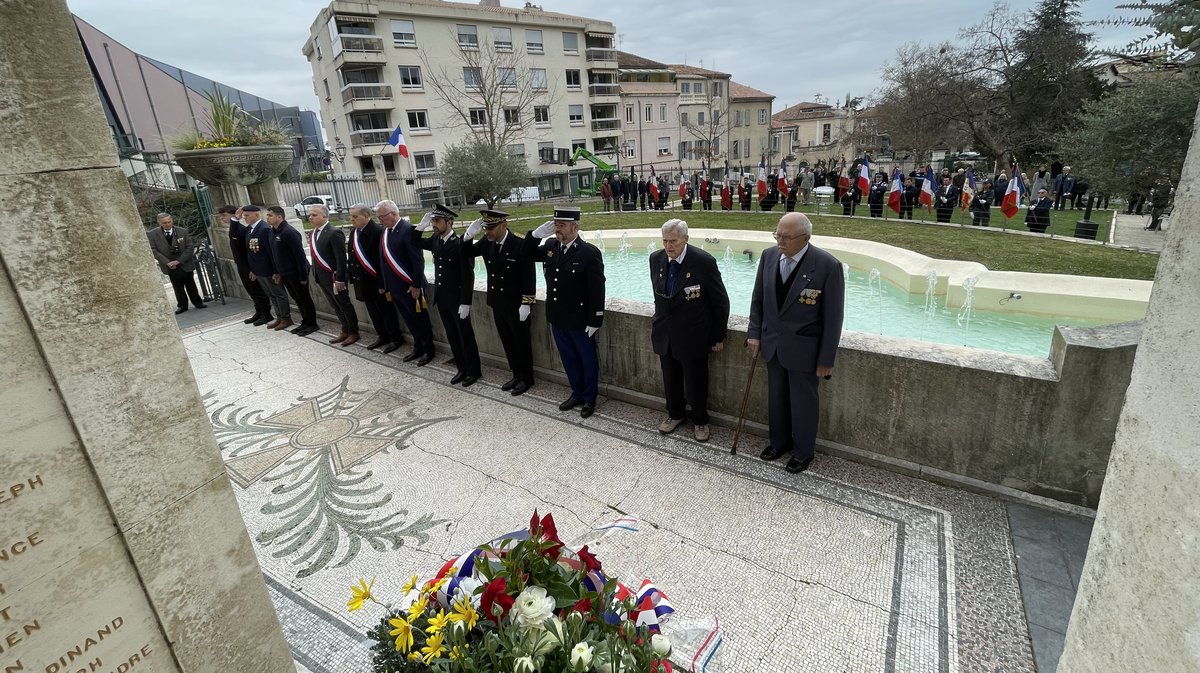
<box><xmin>731</xmin><ymin>351</ymin><xmax>760</xmax><ymax>455</ymax></box>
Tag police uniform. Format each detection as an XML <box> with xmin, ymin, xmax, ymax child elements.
<box><xmin>970</xmin><ymin>183</ymin><xmax>993</xmax><ymax>226</ymax></box>
<box><xmin>525</xmin><ymin>207</ymin><xmax>605</xmax><ymax>416</ymax></box>
<box><xmin>415</xmin><ymin>203</ymin><xmax>481</xmax><ymax>385</ymax></box>
<box><xmin>463</xmin><ymin>209</ymin><xmax>536</xmax><ymax>394</ymax></box>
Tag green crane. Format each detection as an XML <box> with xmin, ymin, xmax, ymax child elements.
<box><xmin>567</xmin><ymin>147</ymin><xmax>616</xmax><ymax>196</ymax></box>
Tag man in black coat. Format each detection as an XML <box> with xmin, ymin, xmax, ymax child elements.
<box><xmin>970</xmin><ymin>180</ymin><xmax>993</xmax><ymax>226</ymax></box>
<box><xmin>1027</xmin><ymin>188</ymin><xmax>1053</xmax><ymax>233</ymax></box>
<box><xmin>867</xmin><ymin>175</ymin><xmax>887</xmax><ymax>218</ymax></box>
<box><xmin>463</xmin><ymin>209</ymin><xmax>537</xmax><ymax>396</ymax></box>
<box><xmin>377</xmin><ymin>199</ymin><xmax>434</xmax><ymax>365</ymax></box>
<box><xmin>840</xmin><ymin>187</ymin><xmax>857</xmax><ymax>216</ymax></box>
<box><xmin>525</xmin><ymin>207</ymin><xmax>606</xmax><ymax>417</ymax></box>
<box><xmin>900</xmin><ymin>178</ymin><xmax>918</xmax><ymax>220</ymax></box>
<box><xmin>148</xmin><ymin>212</ymin><xmax>206</xmax><ymax>315</ymax></box>
<box><xmin>414</xmin><ymin>203</ymin><xmax>482</xmax><ymax>386</ymax></box>
<box><xmin>649</xmin><ymin>219</ymin><xmax>729</xmax><ymax>442</ymax></box>
<box><xmin>218</xmin><ymin>205</ymin><xmax>270</xmax><ymax>324</ymax></box>
<box><xmin>265</xmin><ymin>206</ymin><xmax>318</xmax><ymax>335</ymax></box>
<box><xmin>242</xmin><ymin>205</ymin><xmax>290</xmax><ymax>329</ymax></box>
<box><xmin>680</xmin><ymin>182</ymin><xmax>694</xmax><ymax>210</ymax></box>
<box><xmin>638</xmin><ymin>177</ymin><xmax>648</xmax><ymax>210</ymax></box>
<box><xmin>1053</xmin><ymin>167</ymin><xmax>1076</xmax><ymax>211</ymax></box>
<box><xmin>346</xmin><ymin>204</ymin><xmax>405</xmax><ymax>352</ymax></box>
<box><xmin>306</xmin><ymin>204</ymin><xmax>359</xmax><ymax>346</ymax></box>
<box><xmin>935</xmin><ymin>177</ymin><xmax>958</xmax><ymax>223</ymax></box>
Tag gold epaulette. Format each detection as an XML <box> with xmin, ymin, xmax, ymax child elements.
<box><xmin>521</xmin><ymin>295</ymin><xmax>536</xmax><ymax>305</ymax></box>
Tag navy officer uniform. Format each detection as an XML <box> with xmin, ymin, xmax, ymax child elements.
<box><xmin>414</xmin><ymin>203</ymin><xmax>482</xmax><ymax>386</ymax></box>
<box><xmin>243</xmin><ymin>205</ymin><xmax>291</xmax><ymax>328</ymax></box>
<box><xmin>524</xmin><ymin>207</ymin><xmax>605</xmax><ymax>418</ymax></box>
<box><xmin>380</xmin><ymin>210</ymin><xmax>434</xmax><ymax>365</ymax></box>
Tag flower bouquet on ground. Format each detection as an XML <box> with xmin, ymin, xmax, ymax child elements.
<box><xmin>350</xmin><ymin>511</ymin><xmax>717</xmax><ymax>672</ymax></box>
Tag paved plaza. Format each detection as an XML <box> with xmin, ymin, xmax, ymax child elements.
<box><xmin>181</xmin><ymin>303</ymin><xmax>1090</xmax><ymax>672</ymax></box>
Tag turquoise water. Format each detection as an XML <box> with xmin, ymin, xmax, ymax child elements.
<box><xmin>474</xmin><ymin>248</ymin><xmax>1111</xmax><ymax>358</ymax></box>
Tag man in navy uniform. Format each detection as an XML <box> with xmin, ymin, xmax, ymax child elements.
<box><xmin>414</xmin><ymin>203</ymin><xmax>482</xmax><ymax>386</ymax></box>
<box><xmin>307</xmin><ymin>204</ymin><xmax>359</xmax><ymax>346</ymax></box>
<box><xmin>346</xmin><ymin>204</ymin><xmax>405</xmax><ymax>352</ymax></box>
<box><xmin>218</xmin><ymin>205</ymin><xmax>270</xmax><ymax>325</ymax></box>
<box><xmin>649</xmin><ymin>218</ymin><xmax>729</xmax><ymax>442</ymax></box>
<box><xmin>525</xmin><ymin>207</ymin><xmax>605</xmax><ymax>417</ymax></box>
<box><xmin>463</xmin><ymin>209</ymin><xmax>536</xmax><ymax>395</ymax></box>
<box><xmin>242</xmin><ymin>205</ymin><xmax>291</xmax><ymax>330</ymax></box>
<box><xmin>747</xmin><ymin>212</ymin><xmax>845</xmax><ymax>474</ymax></box>
<box><xmin>265</xmin><ymin>206</ymin><xmax>319</xmax><ymax>335</ymax></box>
<box><xmin>376</xmin><ymin>199</ymin><xmax>434</xmax><ymax>366</ymax></box>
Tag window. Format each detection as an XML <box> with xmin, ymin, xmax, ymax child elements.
<box><xmin>457</xmin><ymin>24</ymin><xmax>478</xmax><ymax>48</ymax></box>
<box><xmin>568</xmin><ymin>104</ymin><xmax>584</xmax><ymax>125</ymax></box>
<box><xmin>660</xmin><ymin>104</ymin><xmax>667</xmax><ymax>121</ymax></box>
<box><xmin>534</xmin><ymin>106</ymin><xmax>550</xmax><ymax>126</ymax></box>
<box><xmin>565</xmin><ymin>69</ymin><xmax>581</xmax><ymax>89</ymax></box>
<box><xmin>697</xmin><ymin>111</ymin><xmax>705</xmax><ymax>126</ymax></box>
<box><xmin>680</xmin><ymin>112</ymin><xmax>688</xmax><ymax>127</ymax></box>
<box><xmin>508</xmin><ymin>143</ymin><xmax>525</xmax><ymax>158</ymax></box>
<box><xmin>771</xmin><ymin>136</ymin><xmax>779</xmax><ymax>152</ymax></box>
<box><xmin>712</xmin><ymin>109</ymin><xmax>720</xmax><ymax>125</ymax></box>
<box><xmin>562</xmin><ymin>31</ymin><xmax>579</xmax><ymax>53</ymax></box>
<box><xmin>492</xmin><ymin>27</ymin><xmax>512</xmax><ymax>51</ymax></box>
<box><xmin>680</xmin><ymin>82</ymin><xmax>690</xmax><ymax>94</ymax></box>
<box><xmin>713</xmin><ymin>137</ymin><xmax>720</xmax><ymax>155</ymax></box>
<box><xmin>469</xmin><ymin>108</ymin><xmax>487</xmax><ymax>127</ymax></box>
<box><xmin>498</xmin><ymin>67</ymin><xmax>516</xmax><ymax>90</ymax></box>
<box><xmin>525</xmin><ymin>29</ymin><xmax>543</xmax><ymax>53</ymax></box>
<box><xmin>391</xmin><ymin>19</ymin><xmax>415</xmax><ymax>46</ymax></box>
<box><xmin>695</xmin><ymin>81</ymin><xmax>704</xmax><ymax>94</ymax></box>
<box><xmin>398</xmin><ymin>66</ymin><xmax>422</xmax><ymax>91</ymax></box>
<box><xmin>743</xmin><ymin>140</ymin><xmax>750</xmax><ymax>158</ymax></box>
<box><xmin>414</xmin><ymin>151</ymin><xmax>436</xmax><ymax>173</ymax></box>
<box><xmin>731</xmin><ymin>139</ymin><xmax>739</xmax><ymax>158</ymax></box>
<box><xmin>759</xmin><ymin>108</ymin><xmax>767</xmax><ymax>124</ymax></box>
<box><xmin>530</xmin><ymin>68</ymin><xmax>548</xmax><ymax>90</ymax></box>
<box><xmin>503</xmin><ymin>107</ymin><xmax>520</xmax><ymax>126</ymax></box>
<box><xmin>645</xmin><ymin>104</ymin><xmax>652</xmax><ymax>122</ymax></box>
<box><xmin>406</xmin><ymin>109</ymin><xmax>429</xmax><ymax>131</ymax></box>
<box><xmin>822</xmin><ymin>123</ymin><xmax>831</xmax><ymax>142</ymax></box>
<box><xmin>538</xmin><ymin>141</ymin><xmax>554</xmax><ymax>159</ymax></box>
<box><xmin>678</xmin><ymin>140</ymin><xmax>688</xmax><ymax>158</ymax></box>
<box><xmin>463</xmin><ymin>67</ymin><xmax>482</xmax><ymax>90</ymax></box>
<box><xmin>571</xmin><ymin>139</ymin><xmax>586</xmax><ymax>151</ymax></box>
<box><xmin>314</xmin><ymin>38</ymin><xmax>322</xmax><ymax>60</ymax></box>
<box><xmin>625</xmin><ymin>105</ymin><xmax>634</xmax><ymax>123</ymax></box>
<box><xmin>657</xmin><ymin>136</ymin><xmax>670</xmax><ymax>155</ymax></box>
<box><xmin>624</xmin><ymin>139</ymin><xmax>636</xmax><ymax>158</ymax></box>
<box><xmin>322</xmin><ymin>78</ymin><xmax>331</xmax><ymax>100</ymax></box>
<box><xmin>712</xmin><ymin>81</ymin><xmax>722</xmax><ymax>97</ymax></box>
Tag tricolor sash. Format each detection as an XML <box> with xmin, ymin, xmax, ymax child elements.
<box><xmin>309</xmin><ymin>228</ymin><xmax>333</xmax><ymax>273</ymax></box>
<box><xmin>351</xmin><ymin>229</ymin><xmax>377</xmax><ymax>278</ymax></box>
<box><xmin>381</xmin><ymin>226</ymin><xmax>414</xmax><ymax>285</ymax></box>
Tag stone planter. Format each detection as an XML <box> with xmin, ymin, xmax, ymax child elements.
<box><xmin>174</xmin><ymin>145</ymin><xmax>294</xmax><ymax>186</ymax></box>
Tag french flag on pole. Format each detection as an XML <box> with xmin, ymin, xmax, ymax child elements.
<box><xmin>887</xmin><ymin>167</ymin><xmax>903</xmax><ymax>214</ymax></box>
<box><xmin>388</xmin><ymin>125</ymin><xmax>409</xmax><ymax>157</ymax></box>
<box><xmin>757</xmin><ymin>154</ymin><xmax>767</xmax><ymax>199</ymax></box>
<box><xmin>1001</xmin><ymin>163</ymin><xmax>1023</xmax><ymax>218</ymax></box>
<box><xmin>919</xmin><ymin>165</ymin><xmax>935</xmax><ymax>209</ymax></box>
<box><xmin>857</xmin><ymin>155</ymin><xmax>871</xmax><ymax>195</ymax></box>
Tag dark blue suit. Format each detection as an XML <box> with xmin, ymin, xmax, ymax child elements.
<box><xmin>228</xmin><ymin>218</ymin><xmax>270</xmax><ymax>315</ymax></box>
<box><xmin>268</xmin><ymin>223</ymin><xmax>317</xmax><ymax>327</ymax></box>
<box><xmin>245</xmin><ymin>218</ymin><xmax>290</xmax><ymax>320</ymax></box>
<box><xmin>381</xmin><ymin>219</ymin><xmax>433</xmax><ymax>357</ymax></box>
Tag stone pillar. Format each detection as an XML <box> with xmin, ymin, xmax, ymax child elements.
<box><xmin>248</xmin><ymin>178</ymin><xmax>286</xmax><ymax>209</ymax></box>
<box><xmin>0</xmin><ymin>3</ymin><xmax>294</xmax><ymax>673</ymax></box>
<box><xmin>1057</xmin><ymin>103</ymin><xmax>1200</xmax><ymax>669</ymax></box>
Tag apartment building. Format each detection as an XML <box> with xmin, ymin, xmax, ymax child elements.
<box><xmin>303</xmin><ymin>0</ymin><xmax>617</xmax><ymax>186</ymax></box>
<box><xmin>668</xmin><ymin>64</ymin><xmax>731</xmax><ymax>176</ymax></box>
<box><xmin>770</xmin><ymin>100</ymin><xmax>870</xmax><ymax>166</ymax></box>
<box><xmin>615</xmin><ymin>51</ymin><xmax>680</xmax><ymax>180</ymax></box>
<box><xmin>727</xmin><ymin>81</ymin><xmax>774</xmax><ymax>174</ymax></box>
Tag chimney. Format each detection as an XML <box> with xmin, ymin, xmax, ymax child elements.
<box><xmin>479</xmin><ymin>0</ymin><xmax>500</xmax><ymax>6</ymax></box>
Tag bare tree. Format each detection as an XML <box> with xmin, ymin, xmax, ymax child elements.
<box><xmin>873</xmin><ymin>42</ymin><xmax>967</xmax><ymax>164</ymax></box>
<box><xmin>420</xmin><ymin>30</ymin><xmax>562</xmax><ymax>153</ymax></box>
<box><xmin>680</xmin><ymin>80</ymin><xmax>730</xmax><ymax>173</ymax></box>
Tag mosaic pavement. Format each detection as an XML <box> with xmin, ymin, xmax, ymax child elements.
<box><xmin>182</xmin><ymin>315</ymin><xmax>1037</xmax><ymax>673</ymax></box>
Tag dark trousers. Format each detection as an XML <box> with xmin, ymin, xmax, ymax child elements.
<box><xmin>766</xmin><ymin>356</ymin><xmax>821</xmax><ymax>461</ymax></box>
<box><xmin>972</xmin><ymin>212</ymin><xmax>990</xmax><ymax>227</ymax></box>
<box><xmin>280</xmin><ymin>275</ymin><xmax>317</xmax><ymax>326</ymax></box>
<box><xmin>437</xmin><ymin>302</ymin><xmax>481</xmax><ymax>377</ymax></box>
<box><xmin>935</xmin><ymin>206</ymin><xmax>952</xmax><ymax>222</ymax></box>
<box><xmin>639</xmin><ymin>194</ymin><xmax>646</xmax><ymax>210</ymax></box>
<box><xmin>660</xmin><ymin>345</ymin><xmax>710</xmax><ymax>425</ymax></box>
<box><xmin>869</xmin><ymin>203</ymin><xmax>883</xmax><ymax>218</ymax></box>
<box><xmin>741</xmin><ymin>201</ymin><xmax>751</xmax><ymax>211</ymax></box>
<box><xmin>1054</xmin><ymin>191</ymin><xmax>1069</xmax><ymax>210</ymax></box>
<box><xmin>494</xmin><ymin>306</ymin><xmax>533</xmax><ymax>382</ymax></box>
<box><xmin>899</xmin><ymin>205</ymin><xmax>913</xmax><ymax>220</ymax></box>
<box><xmin>682</xmin><ymin>200</ymin><xmax>692</xmax><ymax>210</ymax></box>
<box><xmin>391</xmin><ymin>289</ymin><xmax>434</xmax><ymax>356</ymax></box>
<box><xmin>257</xmin><ymin>276</ymin><xmax>290</xmax><ymax>318</ymax></box>
<box><xmin>235</xmin><ymin>260</ymin><xmax>270</xmax><ymax>315</ymax></box>
<box><xmin>552</xmin><ymin>324</ymin><xmax>599</xmax><ymax>404</ymax></box>
<box><xmin>786</xmin><ymin>198</ymin><xmax>797</xmax><ymax>212</ymax></box>
<box><xmin>167</xmin><ymin>267</ymin><xmax>203</xmax><ymax>309</ymax></box>
<box><xmin>702</xmin><ymin>199</ymin><xmax>712</xmax><ymax>210</ymax></box>
<box><xmin>362</xmin><ymin>293</ymin><xmax>403</xmax><ymax>343</ymax></box>
<box><xmin>317</xmin><ymin>279</ymin><xmax>359</xmax><ymax>334</ymax></box>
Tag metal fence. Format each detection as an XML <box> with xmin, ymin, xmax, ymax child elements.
<box><xmin>278</xmin><ymin>174</ymin><xmax>469</xmax><ymax>213</ymax></box>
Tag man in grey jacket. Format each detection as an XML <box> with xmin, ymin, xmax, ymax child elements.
<box><xmin>747</xmin><ymin>212</ymin><xmax>845</xmax><ymax>473</ymax></box>
<box><xmin>148</xmin><ymin>212</ymin><xmax>206</xmax><ymax>314</ymax></box>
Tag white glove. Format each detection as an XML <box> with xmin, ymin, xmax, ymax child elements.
<box><xmin>585</xmin><ymin>326</ymin><xmax>599</xmax><ymax>338</ymax></box>
<box><xmin>531</xmin><ymin>220</ymin><xmax>556</xmax><ymax>239</ymax></box>
<box><xmin>464</xmin><ymin>218</ymin><xmax>483</xmax><ymax>239</ymax></box>
<box><xmin>518</xmin><ymin>305</ymin><xmax>531</xmax><ymax>321</ymax></box>
<box><xmin>458</xmin><ymin>304</ymin><xmax>470</xmax><ymax>320</ymax></box>
<box><xmin>416</xmin><ymin>212</ymin><xmax>433</xmax><ymax>232</ymax></box>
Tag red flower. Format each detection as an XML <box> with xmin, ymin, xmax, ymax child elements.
<box><xmin>577</xmin><ymin>545</ymin><xmax>602</xmax><ymax>573</ymax></box>
<box><xmin>529</xmin><ymin>511</ymin><xmax>564</xmax><ymax>560</ymax></box>
<box><xmin>566</xmin><ymin>597</ymin><xmax>592</xmax><ymax>615</ymax></box>
<box><xmin>480</xmin><ymin>577</ymin><xmax>514</xmax><ymax>623</ymax></box>
<box><xmin>529</xmin><ymin>509</ymin><xmax>541</xmax><ymax>536</ymax></box>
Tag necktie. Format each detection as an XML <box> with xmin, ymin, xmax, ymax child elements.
<box><xmin>667</xmin><ymin>260</ymin><xmax>679</xmax><ymax>295</ymax></box>
<box><xmin>165</xmin><ymin>230</ymin><xmax>173</xmax><ymax>242</ymax></box>
<box><xmin>781</xmin><ymin>256</ymin><xmax>794</xmax><ymax>281</ymax></box>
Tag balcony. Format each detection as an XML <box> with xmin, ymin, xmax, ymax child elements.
<box><xmin>678</xmin><ymin>93</ymin><xmax>708</xmax><ymax>105</ymax></box>
<box><xmin>588</xmin><ymin>83</ymin><xmax>619</xmax><ymax>98</ymax></box>
<box><xmin>349</xmin><ymin>128</ymin><xmax>392</xmax><ymax>147</ymax></box>
<box><xmin>342</xmin><ymin>84</ymin><xmax>391</xmax><ymax>102</ymax></box>
<box><xmin>585</xmin><ymin>47</ymin><xmax>617</xmax><ymax>65</ymax></box>
<box><xmin>334</xmin><ymin>34</ymin><xmax>386</xmax><ymax>66</ymax></box>
<box><xmin>590</xmin><ymin>118</ymin><xmax>620</xmax><ymax>132</ymax></box>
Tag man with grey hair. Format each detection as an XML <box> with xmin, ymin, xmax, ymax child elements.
<box><xmin>347</xmin><ymin>204</ymin><xmax>405</xmax><ymax>351</ymax></box>
<box><xmin>376</xmin><ymin>199</ymin><xmax>434</xmax><ymax>365</ymax></box>
<box><xmin>649</xmin><ymin>218</ymin><xmax>729</xmax><ymax>441</ymax></box>
<box><xmin>748</xmin><ymin>212</ymin><xmax>844</xmax><ymax>473</ymax></box>
<box><xmin>148</xmin><ymin>212</ymin><xmax>205</xmax><ymax>314</ymax></box>
<box><xmin>308</xmin><ymin>204</ymin><xmax>359</xmax><ymax>346</ymax></box>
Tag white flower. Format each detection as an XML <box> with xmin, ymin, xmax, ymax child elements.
<box><xmin>651</xmin><ymin>634</ymin><xmax>672</xmax><ymax>657</ymax></box>
<box><xmin>595</xmin><ymin>658</ymin><xmax>625</xmax><ymax>673</ymax></box>
<box><xmin>569</xmin><ymin>642</ymin><xmax>594</xmax><ymax>672</ymax></box>
<box><xmin>546</xmin><ymin>616</ymin><xmax>569</xmax><ymax>646</ymax></box>
<box><xmin>514</xmin><ymin>585</ymin><xmax>556</xmax><ymax>629</ymax></box>
<box><xmin>514</xmin><ymin>655</ymin><xmax>536</xmax><ymax>673</ymax></box>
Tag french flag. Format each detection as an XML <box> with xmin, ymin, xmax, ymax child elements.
<box><xmin>756</xmin><ymin>154</ymin><xmax>767</xmax><ymax>199</ymax></box>
<box><xmin>1001</xmin><ymin>164</ymin><xmax>1023</xmax><ymax>218</ymax></box>
<box><xmin>388</xmin><ymin>125</ymin><xmax>409</xmax><ymax>157</ymax></box>
<box><xmin>919</xmin><ymin>165</ymin><xmax>935</xmax><ymax>209</ymax></box>
<box><xmin>777</xmin><ymin>160</ymin><xmax>789</xmax><ymax>198</ymax></box>
<box><xmin>887</xmin><ymin>167</ymin><xmax>903</xmax><ymax>214</ymax></box>
<box><xmin>648</xmin><ymin>165</ymin><xmax>659</xmax><ymax>201</ymax></box>
<box><xmin>857</xmin><ymin>155</ymin><xmax>871</xmax><ymax>196</ymax></box>
<box><xmin>960</xmin><ymin>167</ymin><xmax>976</xmax><ymax>210</ymax></box>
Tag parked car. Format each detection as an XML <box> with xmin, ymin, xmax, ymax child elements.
<box><xmin>293</xmin><ymin>195</ymin><xmax>337</xmax><ymax>218</ymax></box>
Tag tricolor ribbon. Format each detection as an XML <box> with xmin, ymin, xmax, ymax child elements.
<box><xmin>629</xmin><ymin>580</ymin><xmax>674</xmax><ymax>633</ymax></box>
<box><xmin>690</xmin><ymin>616</ymin><xmax>722</xmax><ymax>673</ymax></box>
<box><xmin>351</xmin><ymin>229</ymin><xmax>377</xmax><ymax>278</ymax></box>
<box><xmin>310</xmin><ymin>228</ymin><xmax>333</xmax><ymax>273</ymax></box>
<box><xmin>382</xmin><ymin>226</ymin><xmax>415</xmax><ymax>285</ymax></box>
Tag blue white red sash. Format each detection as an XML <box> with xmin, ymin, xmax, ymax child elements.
<box><xmin>351</xmin><ymin>229</ymin><xmax>377</xmax><ymax>278</ymax></box>
<box><xmin>309</xmin><ymin>228</ymin><xmax>333</xmax><ymax>273</ymax></box>
<box><xmin>381</xmin><ymin>226</ymin><xmax>414</xmax><ymax>285</ymax></box>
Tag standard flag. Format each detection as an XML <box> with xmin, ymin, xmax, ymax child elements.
<box><xmin>1001</xmin><ymin>164</ymin><xmax>1023</xmax><ymax>218</ymax></box>
<box><xmin>857</xmin><ymin>155</ymin><xmax>871</xmax><ymax>195</ymax></box>
<box><xmin>960</xmin><ymin>168</ymin><xmax>976</xmax><ymax>210</ymax></box>
<box><xmin>648</xmin><ymin>165</ymin><xmax>659</xmax><ymax>201</ymax></box>
<box><xmin>387</xmin><ymin>125</ymin><xmax>409</xmax><ymax>157</ymax></box>
<box><xmin>887</xmin><ymin>167</ymin><xmax>903</xmax><ymax>214</ymax></box>
<box><xmin>757</xmin><ymin>154</ymin><xmax>767</xmax><ymax>199</ymax></box>
<box><xmin>919</xmin><ymin>165</ymin><xmax>935</xmax><ymax>209</ymax></box>
<box><xmin>721</xmin><ymin>160</ymin><xmax>732</xmax><ymax>210</ymax></box>
<box><xmin>777</xmin><ymin>159</ymin><xmax>790</xmax><ymax>199</ymax></box>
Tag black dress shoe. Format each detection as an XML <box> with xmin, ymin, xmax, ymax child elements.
<box><xmin>365</xmin><ymin>338</ymin><xmax>387</xmax><ymax>350</ymax></box>
<box><xmin>450</xmin><ymin>372</ymin><xmax>467</xmax><ymax>385</ymax></box>
<box><xmin>500</xmin><ymin>377</ymin><xmax>519</xmax><ymax>391</ymax></box>
<box><xmin>580</xmin><ymin>403</ymin><xmax>595</xmax><ymax>419</ymax></box>
<box><xmin>559</xmin><ymin>396</ymin><xmax>583</xmax><ymax>412</ymax></box>
<box><xmin>461</xmin><ymin>375</ymin><xmax>479</xmax><ymax>387</ymax></box>
<box><xmin>383</xmin><ymin>342</ymin><xmax>403</xmax><ymax>354</ymax></box>
<box><xmin>402</xmin><ymin>351</ymin><xmax>421</xmax><ymax>363</ymax></box>
<box><xmin>243</xmin><ymin>314</ymin><xmax>260</xmax><ymax>324</ymax></box>
<box><xmin>174</xmin><ymin>307</ymin><xmax>188</xmax><ymax>315</ymax></box>
<box><xmin>194</xmin><ymin>303</ymin><xmax>207</xmax><ymax>309</ymax></box>
<box><xmin>253</xmin><ymin>316</ymin><xmax>272</xmax><ymax>326</ymax></box>
<box><xmin>760</xmin><ymin>445</ymin><xmax>787</xmax><ymax>461</ymax></box>
<box><xmin>417</xmin><ymin>353</ymin><xmax>434</xmax><ymax>366</ymax></box>
<box><xmin>785</xmin><ymin>456</ymin><xmax>813</xmax><ymax>474</ymax></box>
<box><xmin>510</xmin><ymin>380</ymin><xmax>532</xmax><ymax>396</ymax></box>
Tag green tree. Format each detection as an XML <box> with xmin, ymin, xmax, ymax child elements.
<box><xmin>1055</xmin><ymin>74</ymin><xmax>1198</xmax><ymax>195</ymax></box>
<box><xmin>440</xmin><ymin>140</ymin><xmax>530</xmax><ymax>208</ymax></box>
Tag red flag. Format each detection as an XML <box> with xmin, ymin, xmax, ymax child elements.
<box><xmin>857</xmin><ymin>156</ymin><xmax>871</xmax><ymax>195</ymax></box>
<box><xmin>678</xmin><ymin>182</ymin><xmax>686</xmax><ymax>199</ymax></box>
<box><xmin>1001</xmin><ymin>164</ymin><xmax>1023</xmax><ymax>218</ymax></box>
<box><xmin>649</xmin><ymin>180</ymin><xmax>659</xmax><ymax>201</ymax></box>
<box><xmin>887</xmin><ymin>169</ymin><xmax>903</xmax><ymax>214</ymax></box>
<box><xmin>919</xmin><ymin>165</ymin><xmax>935</xmax><ymax>208</ymax></box>
<box><xmin>721</xmin><ymin>183</ymin><xmax>732</xmax><ymax>209</ymax></box>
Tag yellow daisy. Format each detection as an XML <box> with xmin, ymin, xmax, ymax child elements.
<box><xmin>449</xmin><ymin>644</ymin><xmax>469</xmax><ymax>661</ymax></box>
<box><xmin>401</xmin><ymin>574</ymin><xmax>420</xmax><ymax>595</ymax></box>
<box><xmin>407</xmin><ymin>594</ymin><xmax>429</xmax><ymax>621</ymax></box>
<box><xmin>388</xmin><ymin>616</ymin><xmax>414</xmax><ymax>654</ymax></box>
<box><xmin>407</xmin><ymin>651</ymin><xmax>421</xmax><ymax>662</ymax></box>
<box><xmin>425</xmin><ymin>575</ymin><xmax>449</xmax><ymax>595</ymax></box>
<box><xmin>421</xmin><ymin>631</ymin><xmax>447</xmax><ymax>663</ymax></box>
<box><xmin>448</xmin><ymin>595</ymin><xmax>479</xmax><ymax>630</ymax></box>
<box><xmin>346</xmin><ymin>577</ymin><xmax>375</xmax><ymax>612</ymax></box>
<box><xmin>427</xmin><ymin>609</ymin><xmax>450</xmax><ymax>634</ymax></box>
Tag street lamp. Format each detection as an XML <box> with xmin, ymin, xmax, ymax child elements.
<box><xmin>334</xmin><ymin>139</ymin><xmax>347</xmax><ymax>168</ymax></box>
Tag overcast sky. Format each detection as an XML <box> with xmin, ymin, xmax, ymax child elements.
<box><xmin>69</xmin><ymin>0</ymin><xmax>1144</xmax><ymax>117</ymax></box>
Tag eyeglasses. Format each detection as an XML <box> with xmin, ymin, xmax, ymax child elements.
<box><xmin>772</xmin><ymin>232</ymin><xmax>807</xmax><ymax>242</ymax></box>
